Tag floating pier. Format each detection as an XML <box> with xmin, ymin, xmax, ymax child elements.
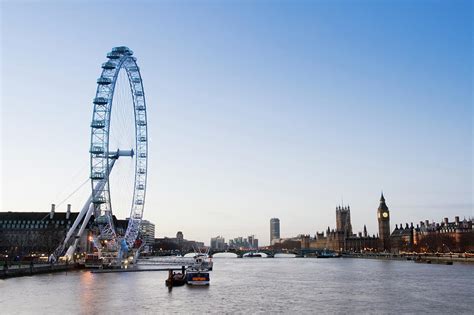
<box><xmin>91</xmin><ymin>267</ymin><xmax>184</xmax><ymax>274</ymax></box>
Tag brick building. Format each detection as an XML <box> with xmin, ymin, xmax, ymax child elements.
<box><xmin>390</xmin><ymin>217</ymin><xmax>473</xmax><ymax>253</ymax></box>
<box><xmin>0</xmin><ymin>205</ymin><xmax>129</xmax><ymax>257</ymax></box>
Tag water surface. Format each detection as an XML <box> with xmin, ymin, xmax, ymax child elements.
<box><xmin>1</xmin><ymin>258</ymin><xmax>472</xmax><ymax>314</ymax></box>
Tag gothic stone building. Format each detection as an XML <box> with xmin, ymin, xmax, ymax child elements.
<box><xmin>301</xmin><ymin>193</ymin><xmax>473</xmax><ymax>253</ymax></box>
<box><xmin>301</xmin><ymin>194</ymin><xmax>387</xmax><ymax>252</ymax></box>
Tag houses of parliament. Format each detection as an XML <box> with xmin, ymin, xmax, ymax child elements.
<box><xmin>301</xmin><ymin>193</ymin><xmax>473</xmax><ymax>253</ymax></box>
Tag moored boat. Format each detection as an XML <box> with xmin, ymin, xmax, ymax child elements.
<box><xmin>186</xmin><ymin>270</ymin><xmax>210</xmax><ymax>285</ymax></box>
<box><xmin>243</xmin><ymin>252</ymin><xmax>263</xmax><ymax>258</ymax></box>
<box><xmin>84</xmin><ymin>253</ymin><xmax>103</xmax><ymax>268</ymax></box>
<box><xmin>193</xmin><ymin>253</ymin><xmax>213</xmax><ymax>271</ymax></box>
<box><xmin>185</xmin><ymin>249</ymin><xmax>211</xmax><ymax>285</ymax></box>
<box><xmin>317</xmin><ymin>250</ymin><xmax>338</xmax><ymax>258</ymax></box>
<box><xmin>165</xmin><ymin>269</ymin><xmax>186</xmax><ymax>287</ymax></box>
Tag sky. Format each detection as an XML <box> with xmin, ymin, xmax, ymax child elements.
<box><xmin>1</xmin><ymin>0</ymin><xmax>472</xmax><ymax>246</ymax></box>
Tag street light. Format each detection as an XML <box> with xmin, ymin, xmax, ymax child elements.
<box><xmin>442</xmin><ymin>243</ymin><xmax>452</xmax><ymax>260</ymax></box>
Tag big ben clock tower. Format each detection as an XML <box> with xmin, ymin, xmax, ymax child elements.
<box><xmin>377</xmin><ymin>193</ymin><xmax>391</xmax><ymax>251</ymax></box>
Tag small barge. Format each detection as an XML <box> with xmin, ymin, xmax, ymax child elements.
<box><xmin>165</xmin><ymin>268</ymin><xmax>186</xmax><ymax>286</ymax></box>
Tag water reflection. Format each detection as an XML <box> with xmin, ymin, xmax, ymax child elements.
<box><xmin>1</xmin><ymin>259</ymin><xmax>472</xmax><ymax>313</ymax></box>
<box><xmin>79</xmin><ymin>271</ymin><xmax>95</xmax><ymax>314</ymax></box>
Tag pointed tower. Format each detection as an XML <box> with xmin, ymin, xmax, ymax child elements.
<box><xmin>377</xmin><ymin>192</ymin><xmax>391</xmax><ymax>251</ymax></box>
<box><xmin>363</xmin><ymin>225</ymin><xmax>367</xmax><ymax>237</ymax></box>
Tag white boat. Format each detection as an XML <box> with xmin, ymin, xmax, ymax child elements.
<box><xmin>242</xmin><ymin>251</ymin><xmax>267</xmax><ymax>258</ymax></box>
<box><xmin>192</xmin><ymin>253</ymin><xmax>213</xmax><ymax>271</ymax></box>
<box><xmin>186</xmin><ymin>249</ymin><xmax>212</xmax><ymax>285</ymax></box>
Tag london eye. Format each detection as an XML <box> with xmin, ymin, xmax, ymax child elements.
<box><xmin>55</xmin><ymin>46</ymin><xmax>148</xmax><ymax>263</ymax></box>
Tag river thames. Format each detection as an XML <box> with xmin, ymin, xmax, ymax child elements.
<box><xmin>1</xmin><ymin>258</ymin><xmax>473</xmax><ymax>314</ymax></box>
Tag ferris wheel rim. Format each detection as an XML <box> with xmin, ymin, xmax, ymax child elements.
<box><xmin>89</xmin><ymin>46</ymin><xmax>148</xmax><ymax>248</ymax></box>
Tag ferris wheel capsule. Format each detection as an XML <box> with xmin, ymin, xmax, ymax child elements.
<box><xmin>93</xmin><ymin>97</ymin><xmax>108</xmax><ymax>105</ymax></box>
<box><xmin>102</xmin><ymin>61</ymin><xmax>116</xmax><ymax>70</ymax></box>
<box><xmin>97</xmin><ymin>77</ymin><xmax>112</xmax><ymax>85</ymax></box>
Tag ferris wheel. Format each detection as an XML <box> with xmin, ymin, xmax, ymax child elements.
<box><xmin>90</xmin><ymin>46</ymin><xmax>148</xmax><ymax>247</ymax></box>
<box><xmin>56</xmin><ymin>46</ymin><xmax>148</xmax><ymax>261</ymax></box>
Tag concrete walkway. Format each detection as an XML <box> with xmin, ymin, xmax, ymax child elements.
<box><xmin>0</xmin><ymin>263</ymin><xmax>77</xmax><ymax>279</ymax></box>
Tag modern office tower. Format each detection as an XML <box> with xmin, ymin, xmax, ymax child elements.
<box><xmin>270</xmin><ymin>218</ymin><xmax>280</xmax><ymax>245</ymax></box>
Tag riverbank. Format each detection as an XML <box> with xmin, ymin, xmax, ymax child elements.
<box><xmin>343</xmin><ymin>252</ymin><xmax>474</xmax><ymax>264</ymax></box>
<box><xmin>0</xmin><ymin>263</ymin><xmax>78</xmax><ymax>279</ymax></box>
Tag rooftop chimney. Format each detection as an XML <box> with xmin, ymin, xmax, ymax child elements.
<box><xmin>66</xmin><ymin>204</ymin><xmax>71</xmax><ymax>220</ymax></box>
<box><xmin>444</xmin><ymin>217</ymin><xmax>449</xmax><ymax>225</ymax></box>
<box><xmin>455</xmin><ymin>216</ymin><xmax>460</xmax><ymax>224</ymax></box>
<box><xmin>50</xmin><ymin>204</ymin><xmax>55</xmax><ymax>219</ymax></box>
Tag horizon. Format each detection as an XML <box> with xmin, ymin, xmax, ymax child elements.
<box><xmin>1</xmin><ymin>0</ymin><xmax>472</xmax><ymax>246</ymax></box>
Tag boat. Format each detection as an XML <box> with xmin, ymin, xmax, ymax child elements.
<box><xmin>84</xmin><ymin>253</ymin><xmax>103</xmax><ymax>268</ymax></box>
<box><xmin>243</xmin><ymin>252</ymin><xmax>263</xmax><ymax>258</ymax></box>
<box><xmin>186</xmin><ymin>269</ymin><xmax>210</xmax><ymax>285</ymax></box>
<box><xmin>317</xmin><ymin>250</ymin><xmax>337</xmax><ymax>258</ymax></box>
<box><xmin>165</xmin><ymin>269</ymin><xmax>186</xmax><ymax>287</ymax></box>
<box><xmin>186</xmin><ymin>249</ymin><xmax>211</xmax><ymax>286</ymax></box>
<box><xmin>193</xmin><ymin>253</ymin><xmax>213</xmax><ymax>270</ymax></box>
<box><xmin>189</xmin><ymin>247</ymin><xmax>213</xmax><ymax>270</ymax></box>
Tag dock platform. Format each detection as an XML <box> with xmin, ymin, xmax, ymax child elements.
<box><xmin>0</xmin><ymin>263</ymin><xmax>77</xmax><ymax>279</ymax></box>
<box><xmin>91</xmin><ymin>267</ymin><xmax>184</xmax><ymax>274</ymax></box>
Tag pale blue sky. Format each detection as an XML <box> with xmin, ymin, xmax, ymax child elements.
<box><xmin>1</xmin><ymin>0</ymin><xmax>472</xmax><ymax>245</ymax></box>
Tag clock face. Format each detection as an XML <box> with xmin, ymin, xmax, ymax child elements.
<box><xmin>382</xmin><ymin>212</ymin><xmax>389</xmax><ymax>218</ymax></box>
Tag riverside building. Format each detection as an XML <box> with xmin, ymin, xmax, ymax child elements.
<box><xmin>0</xmin><ymin>204</ymin><xmax>134</xmax><ymax>258</ymax></box>
<box><xmin>301</xmin><ymin>194</ymin><xmax>388</xmax><ymax>252</ymax></box>
<box><xmin>301</xmin><ymin>193</ymin><xmax>473</xmax><ymax>253</ymax></box>
<box><xmin>390</xmin><ymin>217</ymin><xmax>473</xmax><ymax>253</ymax></box>
<box><xmin>138</xmin><ymin>220</ymin><xmax>155</xmax><ymax>246</ymax></box>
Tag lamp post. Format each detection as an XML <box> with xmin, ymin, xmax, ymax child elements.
<box><xmin>442</xmin><ymin>243</ymin><xmax>452</xmax><ymax>261</ymax></box>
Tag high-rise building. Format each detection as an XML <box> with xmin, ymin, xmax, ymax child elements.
<box><xmin>248</xmin><ymin>235</ymin><xmax>253</xmax><ymax>248</ymax></box>
<box><xmin>210</xmin><ymin>236</ymin><xmax>226</xmax><ymax>250</ymax></box>
<box><xmin>270</xmin><ymin>218</ymin><xmax>280</xmax><ymax>245</ymax></box>
<box><xmin>377</xmin><ymin>193</ymin><xmax>391</xmax><ymax>251</ymax></box>
<box><xmin>139</xmin><ymin>220</ymin><xmax>155</xmax><ymax>246</ymax></box>
<box><xmin>248</xmin><ymin>236</ymin><xmax>258</xmax><ymax>249</ymax></box>
<box><xmin>253</xmin><ymin>238</ymin><xmax>259</xmax><ymax>249</ymax></box>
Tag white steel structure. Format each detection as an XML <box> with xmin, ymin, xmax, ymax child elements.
<box><xmin>55</xmin><ymin>46</ymin><xmax>148</xmax><ymax>262</ymax></box>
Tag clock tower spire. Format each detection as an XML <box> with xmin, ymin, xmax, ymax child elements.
<box><xmin>377</xmin><ymin>192</ymin><xmax>391</xmax><ymax>251</ymax></box>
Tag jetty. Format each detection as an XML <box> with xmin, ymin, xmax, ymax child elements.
<box><xmin>0</xmin><ymin>263</ymin><xmax>77</xmax><ymax>280</ymax></box>
<box><xmin>91</xmin><ymin>267</ymin><xmax>184</xmax><ymax>274</ymax></box>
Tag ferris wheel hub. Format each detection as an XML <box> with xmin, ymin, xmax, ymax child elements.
<box><xmin>109</xmin><ymin>149</ymin><xmax>134</xmax><ymax>159</ymax></box>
